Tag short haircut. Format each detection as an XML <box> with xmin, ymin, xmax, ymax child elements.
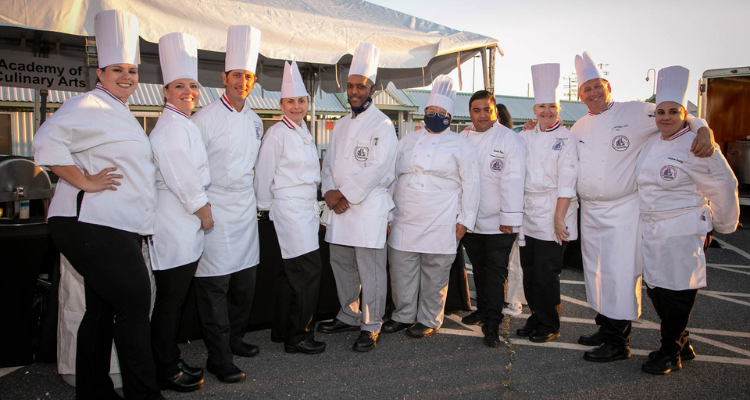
<box><xmin>469</xmin><ymin>90</ymin><xmax>497</xmax><ymax>109</ymax></box>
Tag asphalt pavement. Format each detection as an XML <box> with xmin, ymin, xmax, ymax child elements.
<box><xmin>2</xmin><ymin>209</ymin><xmax>749</xmax><ymax>400</ymax></box>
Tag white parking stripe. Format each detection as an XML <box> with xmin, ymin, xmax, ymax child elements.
<box><xmin>561</xmin><ymin>280</ymin><xmax>585</xmax><ymax>285</ymax></box>
<box><xmin>708</xmin><ymin>265</ymin><xmax>750</xmax><ymax>276</ymax></box>
<box><xmin>707</xmin><ymin>263</ymin><xmax>750</xmax><ymax>269</ymax></box>
<box><xmin>714</xmin><ymin>238</ymin><xmax>750</xmax><ymax>261</ymax></box>
<box><xmin>700</xmin><ymin>290</ymin><xmax>750</xmax><ymax>298</ymax></box>
<box><xmin>700</xmin><ymin>292</ymin><xmax>750</xmax><ymax>307</ymax></box>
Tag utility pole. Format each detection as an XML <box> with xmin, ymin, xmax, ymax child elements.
<box><xmin>563</xmin><ymin>73</ymin><xmax>577</xmax><ymax>101</ymax></box>
<box><xmin>597</xmin><ymin>63</ymin><xmax>610</xmax><ymax>76</ymax></box>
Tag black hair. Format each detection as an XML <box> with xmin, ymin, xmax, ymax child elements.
<box><xmin>469</xmin><ymin>90</ymin><xmax>497</xmax><ymax>110</ymax></box>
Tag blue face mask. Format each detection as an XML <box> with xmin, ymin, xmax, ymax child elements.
<box><xmin>424</xmin><ymin>112</ymin><xmax>451</xmax><ymax>133</ymax></box>
<box><xmin>349</xmin><ymin>96</ymin><xmax>373</xmax><ymax>115</ymax></box>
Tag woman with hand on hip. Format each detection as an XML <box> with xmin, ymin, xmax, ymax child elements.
<box><xmin>148</xmin><ymin>32</ymin><xmax>211</xmax><ymax>393</ymax></box>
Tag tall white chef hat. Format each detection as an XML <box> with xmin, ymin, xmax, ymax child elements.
<box><xmin>159</xmin><ymin>32</ymin><xmax>198</xmax><ymax>85</ymax></box>
<box><xmin>95</xmin><ymin>10</ymin><xmax>140</xmax><ymax>68</ymax></box>
<box><xmin>349</xmin><ymin>41</ymin><xmax>380</xmax><ymax>84</ymax></box>
<box><xmin>426</xmin><ymin>75</ymin><xmax>457</xmax><ymax>116</ymax></box>
<box><xmin>281</xmin><ymin>61</ymin><xmax>309</xmax><ymax>99</ymax></box>
<box><xmin>225</xmin><ymin>25</ymin><xmax>262</xmax><ymax>73</ymax></box>
<box><xmin>656</xmin><ymin>66</ymin><xmax>690</xmax><ymax>109</ymax></box>
<box><xmin>574</xmin><ymin>51</ymin><xmax>605</xmax><ymax>88</ymax></box>
<box><xmin>531</xmin><ymin>63</ymin><xmax>560</xmax><ymax>105</ymax></box>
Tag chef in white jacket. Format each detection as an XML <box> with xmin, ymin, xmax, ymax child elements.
<box><xmin>254</xmin><ymin>61</ymin><xmax>326</xmax><ymax>355</ymax></box>
<box><xmin>517</xmin><ymin>63</ymin><xmax>578</xmax><ymax>343</ymax></box>
<box><xmin>384</xmin><ymin>75</ymin><xmax>479</xmax><ymax>339</ymax></box>
<box><xmin>32</xmin><ymin>10</ymin><xmax>162</xmax><ymax>400</ymax></box>
<box><xmin>318</xmin><ymin>42</ymin><xmax>398</xmax><ymax>352</ymax></box>
<box><xmin>636</xmin><ymin>66</ymin><xmax>738</xmax><ymax>375</ymax></box>
<box><xmin>190</xmin><ymin>25</ymin><xmax>263</xmax><ymax>384</ymax></box>
<box><xmin>148</xmin><ymin>32</ymin><xmax>210</xmax><ymax>392</ymax></box>
<box><xmin>569</xmin><ymin>51</ymin><xmax>715</xmax><ymax>363</ymax></box>
<box><xmin>459</xmin><ymin>90</ymin><xmax>526</xmax><ymax>348</ymax></box>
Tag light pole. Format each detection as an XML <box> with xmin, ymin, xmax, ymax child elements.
<box><xmin>645</xmin><ymin>68</ymin><xmax>656</xmax><ymax>97</ymax></box>
<box><xmin>472</xmin><ymin>54</ymin><xmax>480</xmax><ymax>93</ymax></box>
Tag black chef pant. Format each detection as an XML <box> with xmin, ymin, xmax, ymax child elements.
<box><xmin>594</xmin><ymin>313</ymin><xmax>632</xmax><ymax>347</ymax></box>
<box><xmin>646</xmin><ymin>285</ymin><xmax>698</xmax><ymax>356</ymax></box>
<box><xmin>151</xmin><ymin>260</ymin><xmax>199</xmax><ymax>378</ymax></box>
<box><xmin>48</xmin><ymin>217</ymin><xmax>162</xmax><ymax>400</ymax></box>
<box><xmin>194</xmin><ymin>266</ymin><xmax>257</xmax><ymax>369</ymax></box>
<box><xmin>461</xmin><ymin>233</ymin><xmax>517</xmax><ymax>324</ymax></box>
<box><xmin>272</xmin><ymin>250</ymin><xmax>323</xmax><ymax>344</ymax></box>
<box><xmin>519</xmin><ymin>236</ymin><xmax>567</xmax><ymax>334</ymax></box>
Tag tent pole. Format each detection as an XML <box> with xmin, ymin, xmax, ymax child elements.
<box><xmin>311</xmin><ymin>71</ymin><xmax>317</xmax><ymax>156</ymax></box>
<box><xmin>488</xmin><ymin>46</ymin><xmax>496</xmax><ymax>95</ymax></box>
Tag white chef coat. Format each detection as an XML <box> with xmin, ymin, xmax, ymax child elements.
<box><xmin>388</xmin><ymin>128</ymin><xmax>479</xmax><ymax>254</ymax></box>
<box><xmin>572</xmin><ymin>100</ymin><xmax>708</xmax><ymax>320</ymax></box>
<box><xmin>33</xmin><ymin>83</ymin><xmax>157</xmax><ymax>235</ymax></box>
<box><xmin>460</xmin><ymin>123</ymin><xmax>525</xmax><ymax>234</ymax></box>
<box><xmin>191</xmin><ymin>93</ymin><xmax>263</xmax><ymax>277</ymax></box>
<box><xmin>519</xmin><ymin>120</ymin><xmax>579</xmax><ymax>241</ymax></box>
<box><xmin>320</xmin><ymin>105</ymin><xmax>398</xmax><ymax>249</ymax></box>
<box><xmin>255</xmin><ymin>116</ymin><xmax>321</xmax><ymax>259</ymax></box>
<box><xmin>636</xmin><ymin>128</ymin><xmax>739</xmax><ymax>290</ymax></box>
<box><xmin>149</xmin><ymin>104</ymin><xmax>211</xmax><ymax>270</ymax></box>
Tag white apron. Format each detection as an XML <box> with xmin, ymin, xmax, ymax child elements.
<box><xmin>389</xmin><ymin>185</ymin><xmax>459</xmax><ymax>254</ymax></box>
<box><xmin>522</xmin><ymin>189</ymin><xmax>579</xmax><ymax>242</ymax></box>
<box><xmin>270</xmin><ymin>197</ymin><xmax>321</xmax><ymax>259</ymax></box>
<box><xmin>580</xmin><ymin>192</ymin><xmax>643</xmax><ymax>320</ymax></box>
<box><xmin>505</xmin><ymin>240</ymin><xmax>527</xmax><ymax>304</ymax></box>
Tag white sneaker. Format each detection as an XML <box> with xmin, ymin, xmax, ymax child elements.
<box><xmin>502</xmin><ymin>302</ymin><xmax>523</xmax><ymax>316</ymax></box>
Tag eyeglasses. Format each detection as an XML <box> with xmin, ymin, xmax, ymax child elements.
<box><xmin>425</xmin><ymin>110</ymin><xmax>449</xmax><ymax>118</ymax></box>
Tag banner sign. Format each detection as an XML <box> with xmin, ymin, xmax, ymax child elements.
<box><xmin>0</xmin><ymin>55</ymin><xmax>88</xmax><ymax>92</ymax></box>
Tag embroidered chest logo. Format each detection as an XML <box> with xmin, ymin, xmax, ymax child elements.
<box><xmin>552</xmin><ymin>139</ymin><xmax>564</xmax><ymax>151</ymax></box>
<box><xmin>490</xmin><ymin>158</ymin><xmax>504</xmax><ymax>172</ymax></box>
<box><xmin>354</xmin><ymin>146</ymin><xmax>370</xmax><ymax>161</ymax></box>
<box><xmin>254</xmin><ymin>121</ymin><xmax>263</xmax><ymax>140</ymax></box>
<box><xmin>660</xmin><ymin>165</ymin><xmax>677</xmax><ymax>181</ymax></box>
<box><xmin>612</xmin><ymin>135</ymin><xmax>630</xmax><ymax>151</ymax></box>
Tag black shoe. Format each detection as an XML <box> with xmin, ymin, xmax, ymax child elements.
<box><xmin>406</xmin><ymin>323</ymin><xmax>438</xmax><ymax>339</ymax></box>
<box><xmin>284</xmin><ymin>339</ymin><xmax>326</xmax><ymax>355</ymax></box>
<box><xmin>271</xmin><ymin>332</ymin><xmax>287</xmax><ymax>343</ymax></box>
<box><xmin>382</xmin><ymin>320</ymin><xmax>413</xmax><ymax>333</ymax></box>
<box><xmin>530</xmin><ymin>331</ymin><xmax>560</xmax><ymax>343</ymax></box>
<box><xmin>482</xmin><ymin>323</ymin><xmax>500</xmax><ymax>348</ymax></box>
<box><xmin>462</xmin><ymin>310</ymin><xmax>485</xmax><ymax>325</ymax></box>
<box><xmin>642</xmin><ymin>351</ymin><xmax>681</xmax><ymax>375</ymax></box>
<box><xmin>578</xmin><ymin>331</ymin><xmax>604</xmax><ymax>346</ymax></box>
<box><xmin>178</xmin><ymin>359</ymin><xmax>203</xmax><ymax>378</ymax></box>
<box><xmin>648</xmin><ymin>341</ymin><xmax>696</xmax><ymax>362</ymax></box>
<box><xmin>206</xmin><ymin>363</ymin><xmax>245</xmax><ymax>383</ymax></box>
<box><xmin>230</xmin><ymin>342</ymin><xmax>260</xmax><ymax>358</ymax></box>
<box><xmin>352</xmin><ymin>331</ymin><xmax>379</xmax><ymax>352</ymax></box>
<box><xmin>317</xmin><ymin>318</ymin><xmax>360</xmax><ymax>334</ymax></box>
<box><xmin>583</xmin><ymin>343</ymin><xmax>631</xmax><ymax>362</ymax></box>
<box><xmin>516</xmin><ymin>326</ymin><xmax>536</xmax><ymax>337</ymax></box>
<box><xmin>158</xmin><ymin>371</ymin><xmax>204</xmax><ymax>392</ymax></box>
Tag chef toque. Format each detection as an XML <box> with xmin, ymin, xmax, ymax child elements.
<box><xmin>574</xmin><ymin>51</ymin><xmax>605</xmax><ymax>88</ymax></box>
<box><xmin>656</xmin><ymin>66</ymin><xmax>690</xmax><ymax>109</ymax></box>
<box><xmin>95</xmin><ymin>10</ymin><xmax>140</xmax><ymax>68</ymax></box>
<box><xmin>531</xmin><ymin>63</ymin><xmax>560</xmax><ymax>105</ymax></box>
<box><xmin>426</xmin><ymin>75</ymin><xmax>457</xmax><ymax>116</ymax></box>
<box><xmin>281</xmin><ymin>61</ymin><xmax>309</xmax><ymax>98</ymax></box>
<box><xmin>348</xmin><ymin>42</ymin><xmax>380</xmax><ymax>84</ymax></box>
<box><xmin>158</xmin><ymin>32</ymin><xmax>198</xmax><ymax>85</ymax></box>
<box><xmin>225</xmin><ymin>25</ymin><xmax>262</xmax><ymax>73</ymax></box>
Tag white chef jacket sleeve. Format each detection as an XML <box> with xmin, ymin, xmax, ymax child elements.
<box><xmin>557</xmin><ymin>135</ymin><xmax>578</xmax><ymax>199</ymax></box>
<box><xmin>191</xmin><ymin>110</ymin><xmax>214</xmax><ymax>150</ymax></box>
<box><xmin>456</xmin><ymin>144</ymin><xmax>480</xmax><ymax>230</ymax></box>
<box><xmin>498</xmin><ymin>133</ymin><xmax>526</xmax><ymax>227</ymax></box>
<box><xmin>150</xmin><ymin>126</ymin><xmax>209</xmax><ymax>215</ymax></box>
<box><xmin>338</xmin><ymin>121</ymin><xmax>398</xmax><ymax>205</ymax></box>
<box><xmin>33</xmin><ymin>96</ymin><xmax>104</xmax><ymax>167</ymax></box>
<box><xmin>320</xmin><ymin>134</ymin><xmax>336</xmax><ymax>195</ymax></box>
<box><xmin>688</xmin><ymin>145</ymin><xmax>739</xmax><ymax>234</ymax></box>
<box><xmin>685</xmin><ymin>114</ymin><xmax>707</xmax><ymax>132</ymax></box>
<box><xmin>254</xmin><ymin>128</ymin><xmax>283</xmax><ymax>210</ymax></box>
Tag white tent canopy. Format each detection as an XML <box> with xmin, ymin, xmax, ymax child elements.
<box><xmin>0</xmin><ymin>0</ymin><xmax>501</xmax><ymax>92</ymax></box>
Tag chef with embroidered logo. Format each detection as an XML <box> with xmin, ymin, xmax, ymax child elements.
<box><xmin>190</xmin><ymin>25</ymin><xmax>263</xmax><ymax>384</ymax></box>
<box><xmin>384</xmin><ymin>75</ymin><xmax>479</xmax><ymax>339</ymax></box>
<box><xmin>636</xmin><ymin>66</ymin><xmax>738</xmax><ymax>374</ymax></box>
<box><xmin>517</xmin><ymin>63</ymin><xmax>578</xmax><ymax>343</ymax></box>
<box><xmin>318</xmin><ymin>42</ymin><xmax>398</xmax><ymax>352</ymax></box>
<box><xmin>255</xmin><ymin>60</ymin><xmax>326</xmax><ymax>355</ymax></box>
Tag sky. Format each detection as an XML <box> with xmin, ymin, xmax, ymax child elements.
<box><xmin>366</xmin><ymin>0</ymin><xmax>750</xmax><ymax>105</ymax></box>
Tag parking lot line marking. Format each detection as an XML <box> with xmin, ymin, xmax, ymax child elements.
<box><xmin>560</xmin><ymin>294</ymin><xmax>590</xmax><ymax>308</ymax></box>
<box><xmin>700</xmin><ymin>290</ymin><xmax>750</xmax><ymax>298</ymax></box>
<box><xmin>687</xmin><ymin>332</ymin><xmax>750</xmax><ymax>358</ymax></box>
<box><xmin>707</xmin><ymin>263</ymin><xmax>750</xmax><ymax>269</ymax></box>
<box><xmin>714</xmin><ymin>238</ymin><xmax>750</xmax><ymax>261</ymax></box>
<box><xmin>708</xmin><ymin>265</ymin><xmax>750</xmax><ymax>276</ymax></box>
<box><xmin>700</xmin><ymin>292</ymin><xmax>750</xmax><ymax>307</ymax></box>
<box><xmin>0</xmin><ymin>367</ymin><xmax>22</xmax><ymax>379</ymax></box>
<box><xmin>561</xmin><ymin>280</ymin><xmax>585</xmax><ymax>285</ymax></box>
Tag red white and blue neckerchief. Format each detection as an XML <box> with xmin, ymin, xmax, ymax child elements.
<box><xmin>667</xmin><ymin>125</ymin><xmax>691</xmax><ymax>141</ymax></box>
<box><xmin>164</xmin><ymin>103</ymin><xmax>190</xmax><ymax>119</ymax></box>
<box><xmin>220</xmin><ymin>92</ymin><xmax>235</xmax><ymax>112</ymax></box>
<box><xmin>95</xmin><ymin>83</ymin><xmax>127</xmax><ymax>107</ymax></box>
<box><xmin>281</xmin><ymin>115</ymin><xmax>297</xmax><ymax>129</ymax></box>
<box><xmin>546</xmin><ymin>119</ymin><xmax>561</xmax><ymax>132</ymax></box>
<box><xmin>588</xmin><ymin>100</ymin><xmax>614</xmax><ymax>116</ymax></box>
